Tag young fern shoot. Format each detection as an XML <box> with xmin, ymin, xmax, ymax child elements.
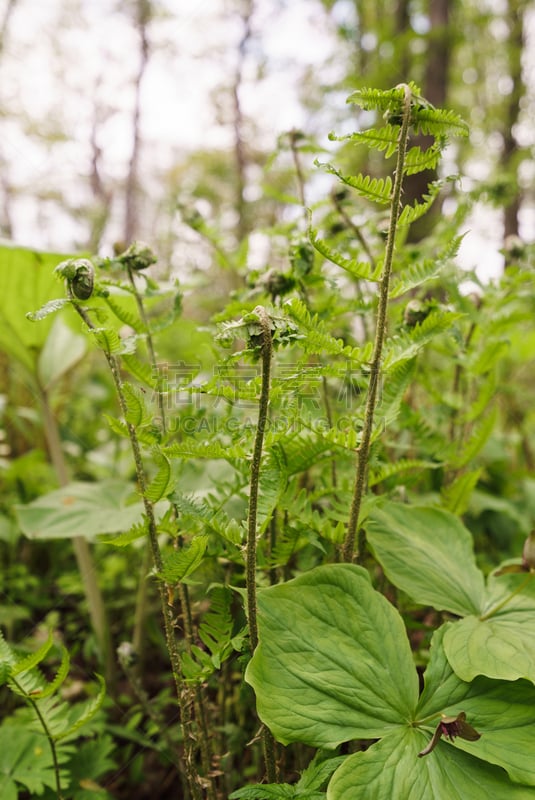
<box><xmin>315</xmin><ymin>82</ymin><xmax>468</xmax><ymax>562</ymax></box>
<box><xmin>343</xmin><ymin>83</ymin><xmax>413</xmax><ymax>562</ymax></box>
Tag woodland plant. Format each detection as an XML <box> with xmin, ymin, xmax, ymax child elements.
<box><xmin>2</xmin><ymin>82</ymin><xmax>535</xmax><ymax>799</ymax></box>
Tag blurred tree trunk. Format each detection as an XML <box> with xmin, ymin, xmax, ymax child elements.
<box><xmin>231</xmin><ymin>0</ymin><xmax>254</xmax><ymax>242</ymax></box>
<box><xmin>405</xmin><ymin>0</ymin><xmax>451</xmax><ymax>241</ymax></box>
<box><xmin>124</xmin><ymin>0</ymin><xmax>151</xmax><ymax>244</ymax></box>
<box><xmin>0</xmin><ymin>0</ymin><xmax>17</xmax><ymax>237</ymax></box>
<box><xmin>502</xmin><ymin>0</ymin><xmax>526</xmax><ymax>262</ymax></box>
<box><xmin>87</xmin><ymin>102</ymin><xmax>113</xmax><ymax>253</ymax></box>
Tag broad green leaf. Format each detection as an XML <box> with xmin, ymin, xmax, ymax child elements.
<box><xmin>246</xmin><ymin>564</ymin><xmax>419</xmax><ymax>747</ymax></box>
<box><xmin>0</xmin><ymin>243</ymin><xmax>71</xmax><ymax>373</ymax></box>
<box><xmin>37</xmin><ymin>314</ymin><xmax>87</xmax><ymax>389</ymax></box>
<box><xmin>326</xmin><ymin>727</ymin><xmax>534</xmax><ymax>800</ymax></box>
<box><xmin>417</xmin><ymin>625</ymin><xmax>535</xmax><ymax>786</ymax></box>
<box><xmin>0</xmin><ymin>777</ymin><xmax>17</xmax><ymax>800</ymax></box>
<box><xmin>443</xmin><ymin>571</ymin><xmax>535</xmax><ymax>684</ymax></box>
<box><xmin>0</xmin><ymin>726</ymin><xmax>59</xmax><ymax>796</ymax></box>
<box><xmin>66</xmin><ymin>735</ymin><xmax>116</xmax><ymax>796</ymax></box>
<box><xmin>16</xmin><ymin>480</ymin><xmax>147</xmax><ymax>540</ymax></box>
<box><xmin>365</xmin><ymin>502</ymin><xmax>485</xmax><ymax>616</ymax></box>
<box><xmin>229</xmin><ymin>786</ymin><xmax>295</xmax><ymax>799</ymax></box>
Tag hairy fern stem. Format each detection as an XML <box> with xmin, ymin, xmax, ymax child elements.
<box><xmin>343</xmin><ymin>84</ymin><xmax>413</xmax><ymax>563</ymax></box>
<box><xmin>72</xmin><ymin>301</ymin><xmax>210</xmax><ymax>800</ymax></box>
<box><xmin>245</xmin><ymin>306</ymin><xmax>278</xmax><ymax>782</ymax></box>
<box><xmin>10</xmin><ymin>675</ymin><xmax>64</xmax><ymax>800</ymax></box>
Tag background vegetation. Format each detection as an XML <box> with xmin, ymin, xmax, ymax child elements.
<box><xmin>1</xmin><ymin>1</ymin><xmax>535</xmax><ymax>799</ymax></box>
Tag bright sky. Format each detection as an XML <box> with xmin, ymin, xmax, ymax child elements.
<box><xmin>1</xmin><ymin>0</ymin><xmax>533</xmax><ymax>278</ymax></box>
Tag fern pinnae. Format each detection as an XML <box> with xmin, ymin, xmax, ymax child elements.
<box><xmin>329</xmin><ymin>124</ymin><xmax>400</xmax><ymax>159</ymax></box>
<box><xmin>346</xmin><ymin>85</ymin><xmax>407</xmax><ymax>113</ymax></box>
<box><xmin>318</xmin><ymin>162</ymin><xmax>393</xmax><ymax>205</ymax></box>
<box><xmin>368</xmin><ymin>458</ymin><xmax>442</xmax><ymax>487</ymax></box>
<box><xmin>413</xmin><ymin>107</ymin><xmax>469</xmax><ymax>138</ymax></box>
<box><xmin>342</xmin><ymin>83</ymin><xmax>414</xmax><ymax>563</ymax></box>
<box><xmin>103</xmin><ymin>293</ymin><xmax>145</xmax><ymax>333</ymax></box>
<box><xmin>310</xmin><ymin>227</ymin><xmax>381</xmax><ymax>282</ymax></box>
<box><xmin>404</xmin><ymin>139</ymin><xmax>445</xmax><ymax>175</ymax></box>
<box><xmin>54</xmin><ymin>674</ymin><xmax>106</xmax><ymax>742</ymax></box>
<box><xmin>27</xmin><ymin>646</ymin><xmax>70</xmax><ymax>701</ymax></box>
<box><xmin>145</xmin><ymin>447</ymin><xmax>174</xmax><ymax>502</ymax></box>
<box><xmin>121</xmin><ymin>353</ymin><xmax>158</xmax><ymax>388</ymax></box>
<box><xmin>397</xmin><ymin>181</ymin><xmax>442</xmax><ymax>226</ymax></box>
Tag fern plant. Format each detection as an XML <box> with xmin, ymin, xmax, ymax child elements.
<box><xmin>0</xmin><ymin>630</ymin><xmax>107</xmax><ymax>800</ymax></box>
<box><xmin>17</xmin><ymin>80</ymin><xmax>535</xmax><ymax>800</ymax></box>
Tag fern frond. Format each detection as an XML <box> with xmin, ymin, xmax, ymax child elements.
<box><xmin>0</xmin><ymin>631</ymin><xmax>15</xmax><ymax>684</ymax></box>
<box><xmin>441</xmin><ymin>469</ymin><xmax>482</xmax><ymax>515</ymax></box>
<box><xmin>413</xmin><ymin>107</ymin><xmax>469</xmax><ymax>138</ymax></box>
<box><xmin>266</xmin><ymin>525</ymin><xmax>302</xmax><ymax>568</ymax></box>
<box><xmin>28</xmin><ymin>646</ymin><xmax>70</xmax><ymax>700</ymax></box>
<box><xmin>320</xmin><ymin>424</ymin><xmax>361</xmax><ymax>452</ymax></box>
<box><xmin>284</xmin><ymin>298</ymin><xmax>368</xmax><ymax>362</ymax></box>
<box><xmin>10</xmin><ymin>631</ymin><xmax>54</xmax><ymax>678</ymax></box>
<box><xmin>452</xmin><ymin>409</ymin><xmax>497</xmax><ymax>469</ymax></box>
<box><xmin>158</xmin><ymin>535</ymin><xmax>208</xmax><ymax>583</ymax></box>
<box><xmin>121</xmin><ymin>353</ymin><xmax>158</xmax><ymax>388</ymax></box>
<box><xmin>376</xmin><ymin>358</ymin><xmax>417</xmax><ymax>430</ymax></box>
<box><xmin>256</xmin><ymin>450</ymin><xmax>287</xmax><ymax>534</ymax></box>
<box><xmin>145</xmin><ymin>447</ymin><xmax>174</xmax><ymax>502</ymax></box>
<box><xmin>330</xmin><ymin>124</ymin><xmax>400</xmax><ymax>159</ymax></box>
<box><xmin>55</xmin><ymin>674</ymin><xmax>106</xmax><ymax>741</ymax></box>
<box><xmin>384</xmin><ymin>310</ymin><xmax>463</xmax><ymax>368</ymax></box>
<box><xmin>104</xmin><ymin>414</ymin><xmax>159</xmax><ymax>445</ymax></box>
<box><xmin>123</xmin><ymin>382</ymin><xmax>152</xmax><ymax>428</ymax></box>
<box><xmin>172</xmin><ymin>494</ymin><xmax>244</xmax><ymax>545</ymax></box>
<box><xmin>318</xmin><ymin>162</ymin><xmax>393</xmax><ymax>205</ymax></box>
<box><xmin>398</xmin><ymin>181</ymin><xmax>442</xmax><ymax>226</ymax></box>
<box><xmin>99</xmin><ymin>519</ymin><xmax>148</xmax><ymax>546</ymax></box>
<box><xmin>404</xmin><ymin>139</ymin><xmax>445</xmax><ymax>176</ymax></box>
<box><xmin>163</xmin><ymin>440</ymin><xmax>247</xmax><ymax>460</ymax></box>
<box><xmin>368</xmin><ymin>458</ymin><xmax>441</xmax><ymax>487</ymax></box>
<box><xmin>277</xmin><ymin>432</ymin><xmax>335</xmax><ymax>476</ymax></box>
<box><xmin>346</xmin><ymin>85</ymin><xmax>406</xmax><ymax>113</ymax></box>
<box><xmin>198</xmin><ymin>586</ymin><xmax>237</xmax><ymax>668</ymax></box>
<box><xmin>89</xmin><ymin>326</ymin><xmax>123</xmax><ymax>355</ymax></box>
<box><xmin>104</xmin><ymin>294</ymin><xmax>145</xmax><ymax>333</ymax></box>
<box><xmin>309</xmin><ymin>227</ymin><xmax>382</xmax><ymax>282</ymax></box>
<box><xmin>389</xmin><ymin>235</ymin><xmax>464</xmax><ymax>298</ymax></box>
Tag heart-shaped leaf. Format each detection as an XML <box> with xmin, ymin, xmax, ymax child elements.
<box><xmin>417</xmin><ymin>625</ymin><xmax>535</xmax><ymax>786</ymax></box>
<box><xmin>443</xmin><ymin>570</ymin><xmax>535</xmax><ymax>684</ymax></box>
<box><xmin>365</xmin><ymin>501</ymin><xmax>485</xmax><ymax>616</ymax></box>
<box><xmin>246</xmin><ymin>564</ymin><xmax>420</xmax><ymax>747</ymax></box>
<box><xmin>16</xmin><ymin>481</ymin><xmax>147</xmax><ymax>540</ymax></box>
<box><xmin>326</xmin><ymin>727</ymin><xmax>535</xmax><ymax>800</ymax></box>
